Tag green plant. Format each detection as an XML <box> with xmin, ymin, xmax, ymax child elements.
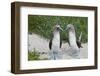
<box><xmin>28</xmin><ymin>48</ymin><xmax>40</xmax><ymax>60</ymax></box>
<box><xmin>28</xmin><ymin>15</ymin><xmax>88</xmax><ymax>43</ymax></box>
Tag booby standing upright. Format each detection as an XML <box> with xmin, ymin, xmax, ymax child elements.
<box><xmin>49</xmin><ymin>25</ymin><xmax>63</xmax><ymax>60</ymax></box>
<box><xmin>66</xmin><ymin>24</ymin><xmax>82</xmax><ymax>58</ymax></box>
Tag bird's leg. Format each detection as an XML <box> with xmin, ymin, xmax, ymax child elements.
<box><xmin>53</xmin><ymin>51</ymin><xmax>56</xmax><ymax>60</ymax></box>
<box><xmin>49</xmin><ymin>50</ymin><xmax>54</xmax><ymax>60</ymax></box>
<box><xmin>74</xmin><ymin>49</ymin><xmax>80</xmax><ymax>59</ymax></box>
<box><xmin>54</xmin><ymin>54</ymin><xmax>56</xmax><ymax>60</ymax></box>
<box><xmin>53</xmin><ymin>50</ymin><xmax>62</xmax><ymax>60</ymax></box>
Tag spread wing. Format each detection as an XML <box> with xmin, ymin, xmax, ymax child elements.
<box><xmin>76</xmin><ymin>40</ymin><xmax>82</xmax><ymax>48</ymax></box>
<box><xmin>77</xmin><ymin>32</ymin><xmax>83</xmax><ymax>48</ymax></box>
<box><xmin>68</xmin><ymin>32</ymin><xmax>83</xmax><ymax>48</ymax></box>
<box><xmin>78</xmin><ymin>32</ymin><xmax>82</xmax><ymax>42</ymax></box>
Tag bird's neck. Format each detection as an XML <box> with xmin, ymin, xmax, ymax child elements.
<box><xmin>53</xmin><ymin>31</ymin><xmax>60</xmax><ymax>41</ymax></box>
<box><xmin>68</xmin><ymin>30</ymin><xmax>77</xmax><ymax>48</ymax></box>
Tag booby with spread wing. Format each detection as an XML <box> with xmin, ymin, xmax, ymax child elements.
<box><xmin>66</xmin><ymin>24</ymin><xmax>82</xmax><ymax>58</ymax></box>
<box><xmin>49</xmin><ymin>25</ymin><xmax>63</xmax><ymax>60</ymax></box>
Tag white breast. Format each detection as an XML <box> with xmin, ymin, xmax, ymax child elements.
<box><xmin>52</xmin><ymin>32</ymin><xmax>60</xmax><ymax>51</ymax></box>
<box><xmin>69</xmin><ymin>31</ymin><xmax>78</xmax><ymax>49</ymax></box>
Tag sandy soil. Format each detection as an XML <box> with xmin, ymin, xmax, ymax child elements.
<box><xmin>28</xmin><ymin>33</ymin><xmax>88</xmax><ymax>59</ymax></box>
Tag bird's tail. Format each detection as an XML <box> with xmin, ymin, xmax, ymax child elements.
<box><xmin>78</xmin><ymin>32</ymin><xmax>82</xmax><ymax>42</ymax></box>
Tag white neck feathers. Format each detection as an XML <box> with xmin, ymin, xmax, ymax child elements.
<box><xmin>69</xmin><ymin>30</ymin><xmax>77</xmax><ymax>48</ymax></box>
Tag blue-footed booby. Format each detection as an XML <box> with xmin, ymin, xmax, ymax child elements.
<box><xmin>66</xmin><ymin>24</ymin><xmax>82</xmax><ymax>58</ymax></box>
<box><xmin>49</xmin><ymin>25</ymin><xmax>63</xmax><ymax>60</ymax></box>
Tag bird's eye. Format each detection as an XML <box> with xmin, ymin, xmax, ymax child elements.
<box><xmin>57</xmin><ymin>27</ymin><xmax>59</xmax><ymax>30</ymax></box>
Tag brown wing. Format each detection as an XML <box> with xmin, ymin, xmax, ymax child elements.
<box><xmin>77</xmin><ymin>32</ymin><xmax>83</xmax><ymax>48</ymax></box>
<box><xmin>49</xmin><ymin>33</ymin><xmax>53</xmax><ymax>50</ymax></box>
<box><xmin>60</xmin><ymin>40</ymin><xmax>62</xmax><ymax>48</ymax></box>
<box><xmin>76</xmin><ymin>40</ymin><xmax>82</xmax><ymax>48</ymax></box>
<box><xmin>60</xmin><ymin>36</ymin><xmax>62</xmax><ymax>48</ymax></box>
<box><xmin>49</xmin><ymin>39</ymin><xmax>52</xmax><ymax>50</ymax></box>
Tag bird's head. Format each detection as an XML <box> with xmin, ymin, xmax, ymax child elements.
<box><xmin>53</xmin><ymin>25</ymin><xmax>63</xmax><ymax>32</ymax></box>
<box><xmin>66</xmin><ymin>24</ymin><xmax>75</xmax><ymax>31</ymax></box>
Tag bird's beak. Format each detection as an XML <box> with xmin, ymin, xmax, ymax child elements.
<box><xmin>65</xmin><ymin>27</ymin><xmax>68</xmax><ymax>31</ymax></box>
<box><xmin>59</xmin><ymin>27</ymin><xmax>63</xmax><ymax>31</ymax></box>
